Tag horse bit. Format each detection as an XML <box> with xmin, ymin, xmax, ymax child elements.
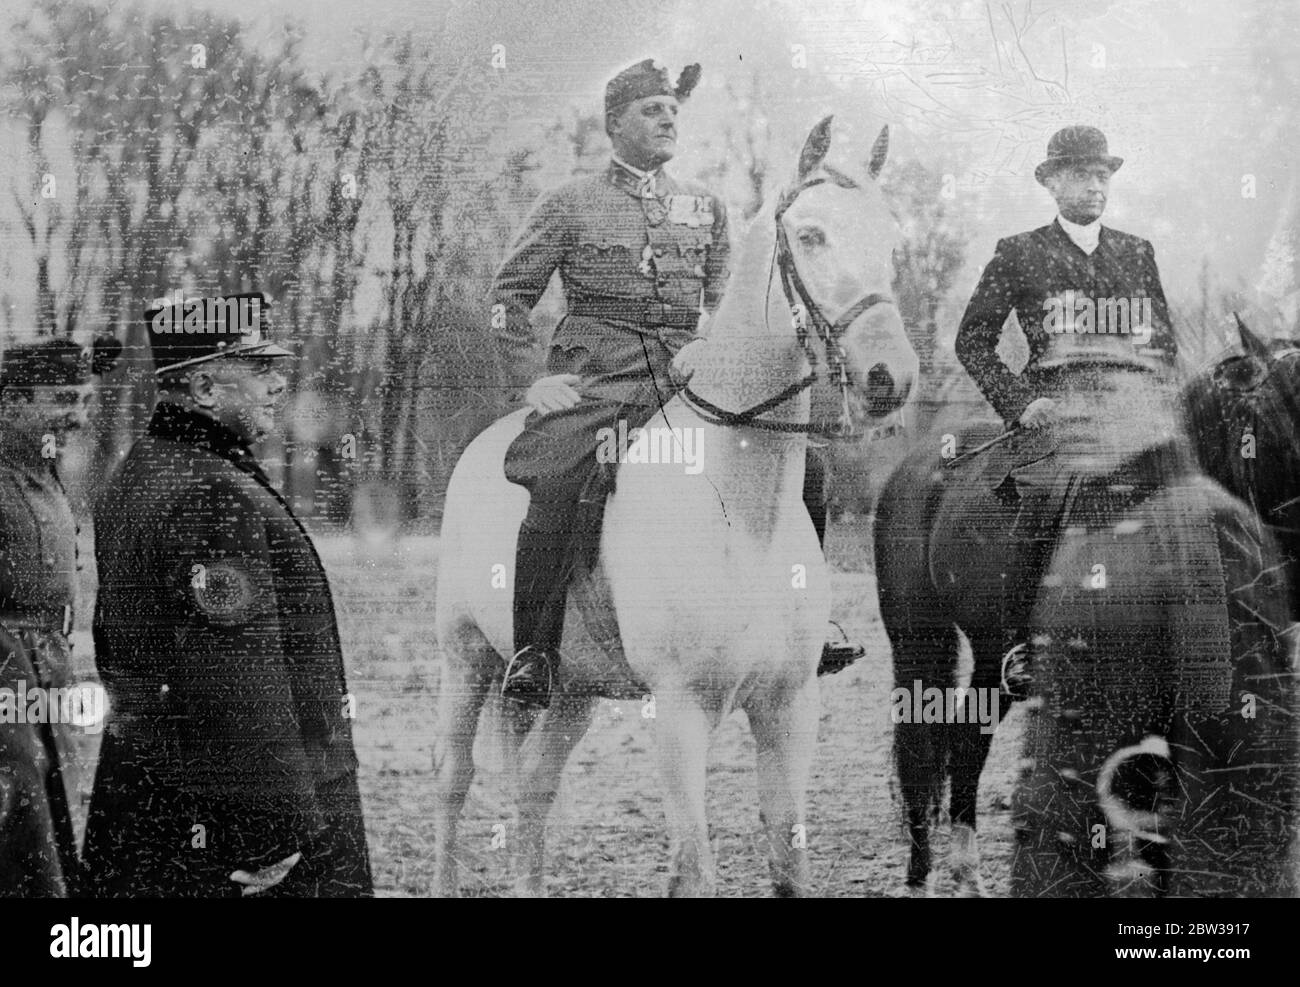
<box><xmin>681</xmin><ymin>170</ymin><xmax>901</xmax><ymax>440</ymax></box>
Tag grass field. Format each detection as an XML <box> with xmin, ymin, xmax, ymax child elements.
<box><xmin>308</xmin><ymin>518</ymin><xmax>1024</xmax><ymax>897</ymax></box>
<box><xmin>61</xmin><ymin>514</ymin><xmax>1021</xmax><ymax>897</ymax></box>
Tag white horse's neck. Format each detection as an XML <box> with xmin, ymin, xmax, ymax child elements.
<box><xmin>692</xmin><ymin>202</ymin><xmax>810</xmax><ymax>421</ymax></box>
<box><xmin>681</xmin><ymin>203</ymin><xmax>813</xmax><ymax>540</ymax></box>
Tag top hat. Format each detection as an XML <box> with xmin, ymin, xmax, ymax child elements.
<box><xmin>145</xmin><ymin>292</ymin><xmax>293</xmax><ymax>375</ymax></box>
<box><xmin>605</xmin><ymin>58</ymin><xmax>701</xmax><ymax>114</ymax></box>
<box><xmin>1035</xmin><ymin>125</ymin><xmax>1124</xmax><ymax>185</ymax></box>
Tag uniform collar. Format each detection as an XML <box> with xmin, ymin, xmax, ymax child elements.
<box><xmin>147</xmin><ymin>402</ymin><xmax>265</xmax><ymax>480</ymax></box>
<box><xmin>609</xmin><ymin>156</ymin><xmax>665</xmax><ymax>198</ymax></box>
<box><xmin>1055</xmin><ymin>214</ymin><xmax>1102</xmax><ymax>255</ymax></box>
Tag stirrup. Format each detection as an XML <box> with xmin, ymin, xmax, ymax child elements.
<box><xmin>1000</xmin><ymin>642</ymin><xmax>1033</xmax><ymax>701</ymax></box>
<box><xmin>502</xmin><ymin>645</ymin><xmax>559</xmax><ymax>710</ymax></box>
<box><xmin>817</xmin><ymin>620</ymin><xmax>866</xmax><ymax>677</ymax></box>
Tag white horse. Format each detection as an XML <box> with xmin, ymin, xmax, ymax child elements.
<box><xmin>432</xmin><ymin>116</ymin><xmax>918</xmax><ymax>897</ymax></box>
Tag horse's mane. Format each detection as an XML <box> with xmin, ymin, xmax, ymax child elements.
<box><xmin>1182</xmin><ymin>345</ymin><xmax>1300</xmax><ymax>530</ymax></box>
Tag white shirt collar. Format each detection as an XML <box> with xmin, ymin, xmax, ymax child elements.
<box><xmin>1056</xmin><ymin>214</ymin><xmax>1101</xmax><ymax>255</ymax></box>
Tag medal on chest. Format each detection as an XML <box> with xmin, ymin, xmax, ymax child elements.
<box><xmin>638</xmin><ymin>243</ymin><xmax>657</xmax><ymax>280</ymax></box>
<box><xmin>640</xmin><ymin>192</ymin><xmax>668</xmax><ymax>227</ymax></box>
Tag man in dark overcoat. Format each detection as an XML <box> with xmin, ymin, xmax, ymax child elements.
<box><xmin>83</xmin><ymin>294</ymin><xmax>372</xmax><ymax>897</ymax></box>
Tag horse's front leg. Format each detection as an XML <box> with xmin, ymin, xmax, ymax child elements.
<box><xmin>651</xmin><ymin>689</ymin><xmax>716</xmax><ymax>897</ymax></box>
<box><xmin>512</xmin><ymin>691</ymin><xmax>596</xmax><ymax>897</ymax></box>
<box><xmin>746</xmin><ymin>677</ymin><xmax>819</xmax><ymax>897</ymax></box>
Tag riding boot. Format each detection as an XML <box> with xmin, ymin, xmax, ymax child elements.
<box><xmin>503</xmin><ymin>512</ymin><xmax>575</xmax><ymax>709</ymax></box>
<box><xmin>804</xmin><ymin>445</ymin><xmax>866</xmax><ymax>675</ymax></box>
<box><xmin>511</xmin><ymin>520</ymin><xmax>571</xmax><ymax>657</ymax></box>
<box><xmin>998</xmin><ymin>467</ymin><xmax>1077</xmax><ymax>699</ymax></box>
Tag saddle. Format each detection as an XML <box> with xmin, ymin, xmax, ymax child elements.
<box><xmin>928</xmin><ymin>422</ymin><xmax>1189</xmax><ymax>630</ymax></box>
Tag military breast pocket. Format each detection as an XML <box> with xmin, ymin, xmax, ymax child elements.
<box><xmin>568</xmin><ymin>238</ymin><xmax>637</xmax><ymax>295</ymax></box>
<box><xmin>672</xmin><ymin>229</ymin><xmax>714</xmax><ymax>280</ymax></box>
<box><xmin>547</xmin><ymin>319</ymin><xmax>597</xmax><ymax>377</ymax></box>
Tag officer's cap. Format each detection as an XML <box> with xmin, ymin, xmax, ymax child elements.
<box><xmin>605</xmin><ymin>58</ymin><xmax>701</xmax><ymax>114</ymax></box>
<box><xmin>145</xmin><ymin>292</ymin><xmax>293</xmax><ymax>375</ymax></box>
<box><xmin>0</xmin><ymin>336</ymin><xmax>122</xmax><ymax>389</ymax></box>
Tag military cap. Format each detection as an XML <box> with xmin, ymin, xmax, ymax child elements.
<box><xmin>605</xmin><ymin>58</ymin><xmax>701</xmax><ymax>114</ymax></box>
<box><xmin>145</xmin><ymin>291</ymin><xmax>293</xmax><ymax>374</ymax></box>
<box><xmin>0</xmin><ymin>336</ymin><xmax>122</xmax><ymax>389</ymax></box>
<box><xmin>1035</xmin><ymin>125</ymin><xmax>1124</xmax><ymax>185</ymax></box>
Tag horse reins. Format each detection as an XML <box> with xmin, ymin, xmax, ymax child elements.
<box><xmin>681</xmin><ymin>172</ymin><xmax>899</xmax><ymax>440</ymax></box>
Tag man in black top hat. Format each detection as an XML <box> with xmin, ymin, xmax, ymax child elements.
<box><xmin>83</xmin><ymin>294</ymin><xmax>372</xmax><ymax>897</ymax></box>
<box><xmin>956</xmin><ymin>124</ymin><xmax>1177</xmax><ymax>429</ymax></box>
<box><xmin>494</xmin><ymin>58</ymin><xmax>862</xmax><ymax>709</ymax></box>
<box><xmin>0</xmin><ymin>334</ymin><xmax>119</xmax><ymax>896</ymax></box>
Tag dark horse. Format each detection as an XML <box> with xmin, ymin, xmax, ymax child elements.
<box><xmin>875</xmin><ymin>345</ymin><xmax>1300</xmax><ymax>896</ymax></box>
<box><xmin>1184</xmin><ymin>318</ymin><xmax>1300</xmax><ymax>615</ymax></box>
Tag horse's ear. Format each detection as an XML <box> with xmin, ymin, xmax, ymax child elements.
<box><xmin>867</xmin><ymin>124</ymin><xmax>889</xmax><ymax>180</ymax></box>
<box><xmin>1236</xmin><ymin>312</ymin><xmax>1273</xmax><ymax>362</ymax></box>
<box><xmin>797</xmin><ymin>115</ymin><xmax>834</xmax><ymax>182</ymax></box>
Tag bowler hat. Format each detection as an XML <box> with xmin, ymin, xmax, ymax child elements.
<box><xmin>605</xmin><ymin>58</ymin><xmax>701</xmax><ymax>114</ymax></box>
<box><xmin>1035</xmin><ymin>125</ymin><xmax>1124</xmax><ymax>185</ymax></box>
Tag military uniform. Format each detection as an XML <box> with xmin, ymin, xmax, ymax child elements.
<box><xmin>83</xmin><ymin>299</ymin><xmax>372</xmax><ymax>897</ymax></box>
<box><xmin>497</xmin><ymin>159</ymin><xmax>730</xmax><ymax>486</ymax></box>
<box><xmin>0</xmin><ymin>337</ymin><xmax>118</xmax><ymax>896</ymax></box>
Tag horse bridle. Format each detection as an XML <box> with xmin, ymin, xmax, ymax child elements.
<box><xmin>681</xmin><ymin>170</ymin><xmax>900</xmax><ymax>439</ymax></box>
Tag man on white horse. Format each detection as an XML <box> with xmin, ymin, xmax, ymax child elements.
<box><xmin>493</xmin><ymin>58</ymin><xmax>861</xmax><ymax>708</ymax></box>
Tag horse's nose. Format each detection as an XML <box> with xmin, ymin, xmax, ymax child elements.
<box><xmin>865</xmin><ymin>362</ymin><xmax>909</xmax><ymax>417</ymax></box>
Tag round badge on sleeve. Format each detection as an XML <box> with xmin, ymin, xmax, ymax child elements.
<box><xmin>191</xmin><ymin>561</ymin><xmax>259</xmax><ymax>625</ymax></box>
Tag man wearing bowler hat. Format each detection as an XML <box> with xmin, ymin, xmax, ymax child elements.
<box><xmin>956</xmin><ymin>124</ymin><xmax>1177</xmax><ymax>430</ymax></box>
<box><xmin>493</xmin><ymin>58</ymin><xmax>862</xmax><ymax>709</ymax></box>
<box><xmin>0</xmin><ymin>335</ymin><xmax>119</xmax><ymax>896</ymax></box>
<box><xmin>949</xmin><ymin>126</ymin><xmax>1181</xmax><ymax>698</ymax></box>
<box><xmin>83</xmin><ymin>293</ymin><xmax>372</xmax><ymax>897</ymax></box>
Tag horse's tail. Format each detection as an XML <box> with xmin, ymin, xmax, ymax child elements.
<box><xmin>873</xmin><ymin>450</ymin><xmax>960</xmax><ymax>861</ymax></box>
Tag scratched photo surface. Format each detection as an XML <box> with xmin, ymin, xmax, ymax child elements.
<box><xmin>0</xmin><ymin>0</ymin><xmax>1297</xmax><ymax>899</ymax></box>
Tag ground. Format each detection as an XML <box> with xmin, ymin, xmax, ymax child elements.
<box><xmin>311</xmin><ymin>517</ymin><xmax>1025</xmax><ymax>898</ymax></box>
<box><xmin>64</xmin><ymin>515</ymin><xmax>1021</xmax><ymax>898</ymax></box>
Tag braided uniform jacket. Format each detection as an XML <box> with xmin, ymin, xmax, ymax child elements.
<box><xmin>493</xmin><ymin>160</ymin><xmax>730</xmax><ymax>409</ymax></box>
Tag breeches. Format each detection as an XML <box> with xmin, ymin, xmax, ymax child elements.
<box><xmin>503</xmin><ymin>397</ymin><xmax>830</xmax><ymax>535</ymax></box>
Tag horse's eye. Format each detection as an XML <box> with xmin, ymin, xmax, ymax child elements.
<box><xmin>797</xmin><ymin>227</ymin><xmax>826</xmax><ymax>248</ymax></box>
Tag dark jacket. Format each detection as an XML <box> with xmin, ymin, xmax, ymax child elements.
<box><xmin>955</xmin><ymin>219</ymin><xmax>1176</xmax><ymax>423</ymax></box>
<box><xmin>0</xmin><ymin>425</ymin><xmax>83</xmax><ymax>896</ymax></box>
<box><xmin>0</xmin><ymin>626</ymin><xmax>70</xmax><ymax>897</ymax></box>
<box><xmin>83</xmin><ymin>403</ymin><xmax>371</xmax><ymax>897</ymax></box>
<box><xmin>493</xmin><ymin>159</ymin><xmax>730</xmax><ymax>407</ymax></box>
